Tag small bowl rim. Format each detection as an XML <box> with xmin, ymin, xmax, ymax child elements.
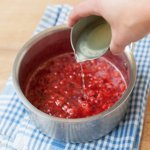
<box><xmin>12</xmin><ymin>25</ymin><xmax>136</xmax><ymax>123</ymax></box>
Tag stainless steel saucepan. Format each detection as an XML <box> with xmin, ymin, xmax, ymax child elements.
<box><xmin>13</xmin><ymin>26</ymin><xmax>136</xmax><ymax>143</ymax></box>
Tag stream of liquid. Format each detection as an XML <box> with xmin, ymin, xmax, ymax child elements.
<box><xmin>79</xmin><ymin>63</ymin><xmax>86</xmax><ymax>90</ymax></box>
<box><xmin>79</xmin><ymin>63</ymin><xmax>88</xmax><ymax>99</ymax></box>
<box><xmin>74</xmin><ymin>53</ymin><xmax>87</xmax><ymax>98</ymax></box>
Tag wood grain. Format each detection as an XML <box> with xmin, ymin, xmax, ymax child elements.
<box><xmin>0</xmin><ymin>0</ymin><xmax>149</xmax><ymax>149</ymax></box>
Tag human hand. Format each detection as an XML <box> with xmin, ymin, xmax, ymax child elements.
<box><xmin>68</xmin><ymin>0</ymin><xmax>150</xmax><ymax>54</ymax></box>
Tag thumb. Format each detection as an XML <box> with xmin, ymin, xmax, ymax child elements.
<box><xmin>68</xmin><ymin>0</ymin><xmax>101</xmax><ymax>27</ymax></box>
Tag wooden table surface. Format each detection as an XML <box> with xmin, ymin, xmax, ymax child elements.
<box><xmin>0</xmin><ymin>0</ymin><xmax>149</xmax><ymax>149</ymax></box>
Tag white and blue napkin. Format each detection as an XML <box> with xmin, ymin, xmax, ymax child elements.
<box><xmin>0</xmin><ymin>5</ymin><xmax>150</xmax><ymax>150</ymax></box>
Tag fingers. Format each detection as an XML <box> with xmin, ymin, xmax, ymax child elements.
<box><xmin>110</xmin><ymin>39</ymin><xmax>125</xmax><ymax>55</ymax></box>
<box><xmin>110</xmin><ymin>28</ymin><xmax>129</xmax><ymax>54</ymax></box>
<box><xmin>68</xmin><ymin>0</ymin><xmax>100</xmax><ymax>27</ymax></box>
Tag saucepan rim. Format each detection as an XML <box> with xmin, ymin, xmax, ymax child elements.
<box><xmin>12</xmin><ymin>25</ymin><xmax>136</xmax><ymax>123</ymax></box>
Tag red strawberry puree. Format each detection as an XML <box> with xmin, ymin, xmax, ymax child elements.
<box><xmin>25</xmin><ymin>53</ymin><xmax>127</xmax><ymax>119</ymax></box>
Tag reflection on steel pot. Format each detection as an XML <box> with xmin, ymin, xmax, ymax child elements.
<box><xmin>13</xmin><ymin>26</ymin><xmax>136</xmax><ymax>143</ymax></box>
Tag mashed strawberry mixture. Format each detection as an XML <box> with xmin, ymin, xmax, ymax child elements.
<box><xmin>26</xmin><ymin>53</ymin><xmax>126</xmax><ymax>118</ymax></box>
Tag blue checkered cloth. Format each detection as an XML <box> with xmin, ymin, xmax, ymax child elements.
<box><xmin>0</xmin><ymin>5</ymin><xmax>150</xmax><ymax>150</ymax></box>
